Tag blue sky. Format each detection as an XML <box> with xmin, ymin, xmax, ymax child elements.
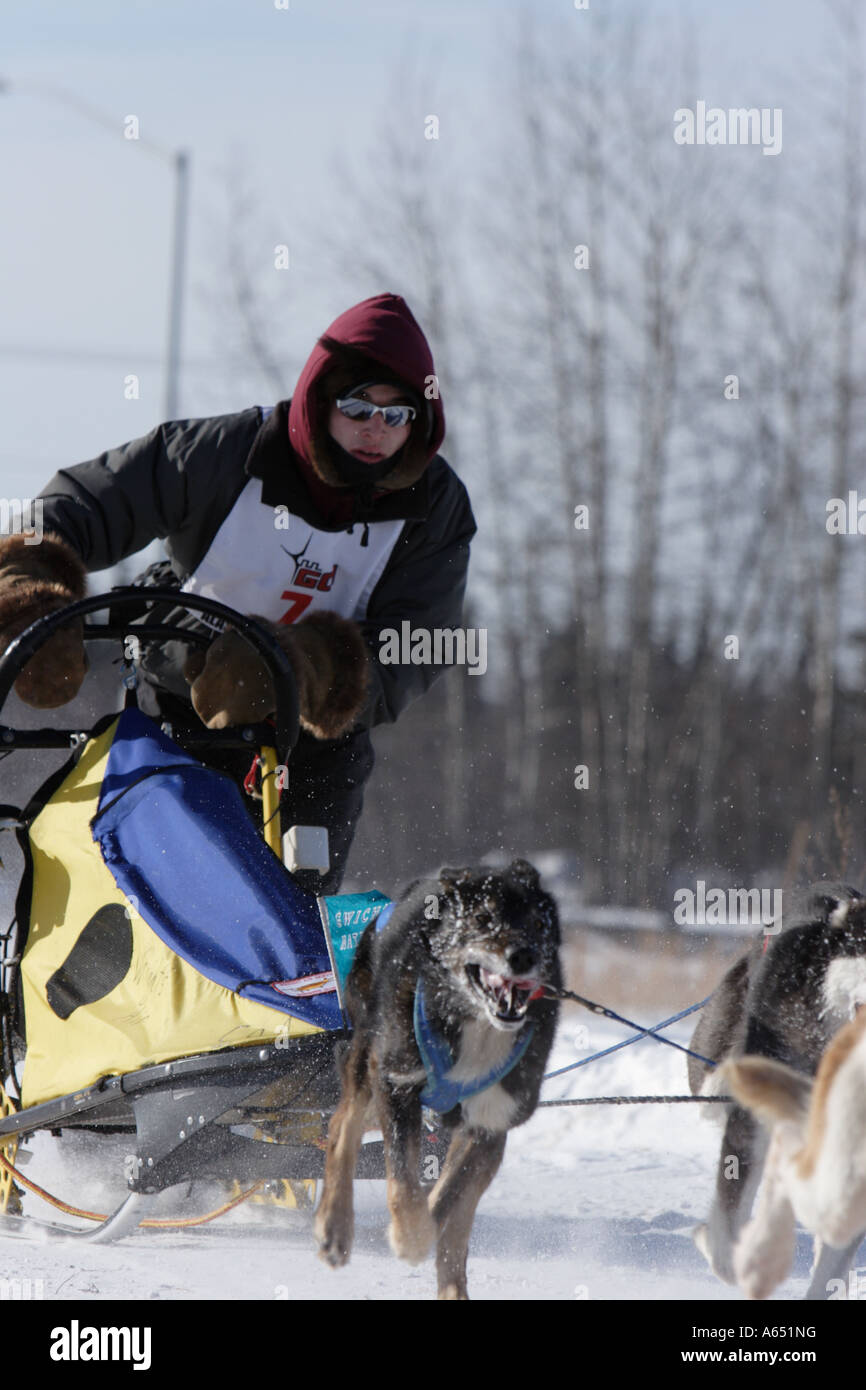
<box><xmin>0</xmin><ymin>0</ymin><xmax>835</xmax><ymax>511</ymax></box>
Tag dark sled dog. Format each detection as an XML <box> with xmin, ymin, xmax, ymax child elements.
<box><xmin>313</xmin><ymin>859</ymin><xmax>561</xmax><ymax>1300</ymax></box>
<box><xmin>689</xmin><ymin>882</ymin><xmax>866</xmax><ymax>1298</ymax></box>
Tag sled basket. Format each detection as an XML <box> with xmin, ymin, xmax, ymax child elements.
<box><xmin>15</xmin><ymin>706</ymin><xmax>349</xmax><ymax>1107</ymax></box>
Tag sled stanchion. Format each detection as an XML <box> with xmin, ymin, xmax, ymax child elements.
<box><xmin>259</xmin><ymin>745</ymin><xmax>282</xmax><ymax>858</ymax></box>
<box><xmin>0</xmin><ymin>1081</ymin><xmax>19</xmax><ymax>1215</ymax></box>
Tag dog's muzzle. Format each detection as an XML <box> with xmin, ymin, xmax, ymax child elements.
<box><xmin>466</xmin><ymin>964</ymin><xmax>544</xmax><ymax>1027</ymax></box>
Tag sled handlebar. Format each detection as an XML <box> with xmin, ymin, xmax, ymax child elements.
<box><xmin>0</xmin><ymin>587</ymin><xmax>300</xmax><ymax>759</ymax></box>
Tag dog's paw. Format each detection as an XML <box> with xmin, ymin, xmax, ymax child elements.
<box><xmin>693</xmin><ymin>1222</ymin><xmax>735</xmax><ymax>1284</ymax></box>
<box><xmin>733</xmin><ymin>1249</ymin><xmax>783</xmax><ymax>1301</ymax></box>
<box><xmin>313</xmin><ymin>1207</ymin><xmax>354</xmax><ymax>1268</ymax></box>
<box><xmin>692</xmin><ymin>1221</ymin><xmax>711</xmax><ymax>1263</ymax></box>
<box><xmin>733</xmin><ymin>1217</ymin><xmax>795</xmax><ymax>1301</ymax></box>
<box><xmin>438</xmin><ymin>1282</ymin><xmax>469</xmax><ymax>1301</ymax></box>
<box><xmin>388</xmin><ymin>1203</ymin><xmax>436</xmax><ymax>1265</ymax></box>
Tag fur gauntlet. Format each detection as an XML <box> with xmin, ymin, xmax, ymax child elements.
<box><xmin>0</xmin><ymin>532</ymin><xmax>88</xmax><ymax>708</ymax></box>
<box><xmin>185</xmin><ymin>611</ymin><xmax>370</xmax><ymax>739</ymax></box>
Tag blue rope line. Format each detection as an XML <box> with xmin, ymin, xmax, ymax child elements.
<box><xmin>543</xmin><ymin>994</ymin><xmax>712</xmax><ymax>1081</ymax></box>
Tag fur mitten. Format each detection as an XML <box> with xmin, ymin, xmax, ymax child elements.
<box><xmin>0</xmin><ymin>532</ymin><xmax>88</xmax><ymax>708</ymax></box>
<box><xmin>185</xmin><ymin>611</ymin><xmax>370</xmax><ymax>739</ymax></box>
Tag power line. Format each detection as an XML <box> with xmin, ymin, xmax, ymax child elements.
<box><xmin>0</xmin><ymin>344</ymin><xmax>224</xmax><ymax>369</ymax></box>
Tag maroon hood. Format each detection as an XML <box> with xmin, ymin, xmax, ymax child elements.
<box><xmin>288</xmin><ymin>294</ymin><xmax>445</xmax><ymax>500</ymax></box>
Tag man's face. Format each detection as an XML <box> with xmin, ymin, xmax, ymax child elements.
<box><xmin>327</xmin><ymin>383</ymin><xmax>413</xmax><ymax>464</ymax></box>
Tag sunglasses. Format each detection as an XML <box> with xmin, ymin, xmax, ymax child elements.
<box><xmin>335</xmin><ymin>395</ymin><xmax>417</xmax><ymax>429</ymax></box>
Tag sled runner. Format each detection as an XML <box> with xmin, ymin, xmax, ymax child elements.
<box><xmin>0</xmin><ymin>588</ymin><xmax>434</xmax><ymax>1240</ymax></box>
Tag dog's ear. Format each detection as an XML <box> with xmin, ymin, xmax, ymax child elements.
<box><xmin>508</xmin><ymin>859</ymin><xmax>540</xmax><ymax>891</ymax></box>
<box><xmin>438</xmin><ymin>867</ymin><xmax>474</xmax><ymax>899</ymax></box>
<box><xmin>398</xmin><ymin>876</ymin><xmax>425</xmax><ymax>900</ymax></box>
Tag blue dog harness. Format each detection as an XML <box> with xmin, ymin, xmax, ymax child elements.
<box><xmin>412</xmin><ymin>979</ymin><xmax>535</xmax><ymax>1113</ymax></box>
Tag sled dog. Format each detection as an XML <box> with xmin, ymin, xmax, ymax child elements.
<box><xmin>723</xmin><ymin>1006</ymin><xmax>866</xmax><ymax>1300</ymax></box>
<box><xmin>313</xmin><ymin>859</ymin><xmax>561</xmax><ymax>1300</ymax></box>
<box><xmin>688</xmin><ymin>882</ymin><xmax>866</xmax><ymax>1298</ymax></box>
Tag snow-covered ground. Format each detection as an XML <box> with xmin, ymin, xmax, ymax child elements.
<box><xmin>3</xmin><ymin>1008</ymin><xmax>858</xmax><ymax>1304</ymax></box>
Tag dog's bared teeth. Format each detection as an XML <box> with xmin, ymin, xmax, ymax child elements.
<box><xmin>475</xmin><ymin>966</ymin><xmax>537</xmax><ymax>1019</ymax></box>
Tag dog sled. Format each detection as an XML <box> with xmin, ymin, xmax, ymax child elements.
<box><xmin>0</xmin><ymin>588</ymin><xmax>439</xmax><ymax>1241</ymax></box>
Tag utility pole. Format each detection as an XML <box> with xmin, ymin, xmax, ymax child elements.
<box><xmin>0</xmin><ymin>75</ymin><xmax>190</xmax><ymax>420</ymax></box>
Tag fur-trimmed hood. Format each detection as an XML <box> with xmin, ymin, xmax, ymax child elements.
<box><xmin>288</xmin><ymin>294</ymin><xmax>446</xmax><ymax>495</ymax></box>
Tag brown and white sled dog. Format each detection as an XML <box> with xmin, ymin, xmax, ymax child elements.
<box><xmin>313</xmin><ymin>859</ymin><xmax>561</xmax><ymax>1300</ymax></box>
<box><xmin>688</xmin><ymin>882</ymin><xmax>866</xmax><ymax>1299</ymax></box>
<box><xmin>723</xmin><ymin>1006</ymin><xmax>866</xmax><ymax>1300</ymax></box>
